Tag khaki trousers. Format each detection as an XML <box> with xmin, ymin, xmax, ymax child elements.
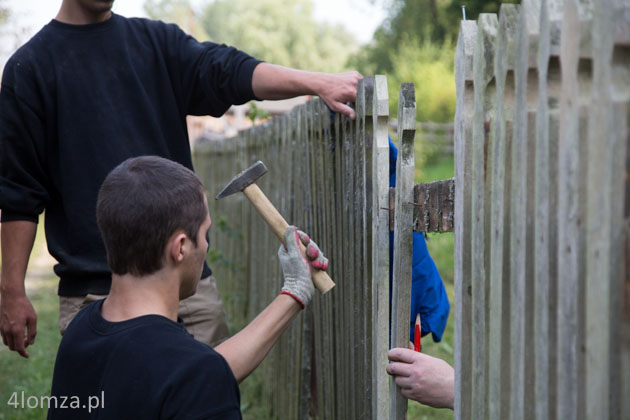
<box><xmin>58</xmin><ymin>276</ymin><xmax>230</xmax><ymax>347</ymax></box>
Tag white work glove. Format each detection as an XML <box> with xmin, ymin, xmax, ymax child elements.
<box><xmin>278</xmin><ymin>226</ymin><xmax>329</xmax><ymax>308</ymax></box>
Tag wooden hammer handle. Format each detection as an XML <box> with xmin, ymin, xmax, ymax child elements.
<box><xmin>242</xmin><ymin>183</ymin><xmax>335</xmax><ymax>294</ymax></box>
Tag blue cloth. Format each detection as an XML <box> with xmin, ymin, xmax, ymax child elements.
<box><xmin>389</xmin><ymin>138</ymin><xmax>450</xmax><ymax>343</ymax></box>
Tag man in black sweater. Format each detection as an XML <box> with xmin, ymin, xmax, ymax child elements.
<box><xmin>47</xmin><ymin>156</ymin><xmax>325</xmax><ymax>419</ymax></box>
<box><xmin>0</xmin><ymin>0</ymin><xmax>360</xmax><ymax>357</ymax></box>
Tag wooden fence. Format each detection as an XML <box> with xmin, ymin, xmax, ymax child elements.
<box><xmin>454</xmin><ymin>1</ymin><xmax>630</xmax><ymax>419</ymax></box>
<box><xmin>193</xmin><ymin>76</ymin><xmax>454</xmax><ymax>419</ymax></box>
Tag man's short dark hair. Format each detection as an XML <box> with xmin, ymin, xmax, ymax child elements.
<box><xmin>96</xmin><ymin>156</ymin><xmax>207</xmax><ymax>276</ymax></box>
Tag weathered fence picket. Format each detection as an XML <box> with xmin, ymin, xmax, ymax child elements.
<box><xmin>454</xmin><ymin>2</ymin><xmax>630</xmax><ymax>419</ymax></box>
<box><xmin>454</xmin><ymin>18</ymin><xmax>476</xmax><ymax>420</ymax></box>
<box><xmin>389</xmin><ymin>83</ymin><xmax>416</xmax><ymax>419</ymax></box>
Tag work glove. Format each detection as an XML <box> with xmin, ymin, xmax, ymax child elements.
<box><xmin>279</xmin><ymin>226</ymin><xmax>329</xmax><ymax>308</ymax></box>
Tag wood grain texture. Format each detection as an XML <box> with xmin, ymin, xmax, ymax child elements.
<box><xmin>390</xmin><ymin>83</ymin><xmax>416</xmax><ymax>420</ymax></box>
<box><xmin>371</xmin><ymin>75</ymin><xmax>390</xmax><ymax>420</ymax></box>
<box><xmin>471</xmin><ymin>13</ymin><xmax>497</xmax><ymax>420</ymax></box>
<box><xmin>454</xmin><ymin>19</ymin><xmax>476</xmax><ymax>420</ymax></box>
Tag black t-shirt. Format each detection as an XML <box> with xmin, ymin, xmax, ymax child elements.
<box><xmin>48</xmin><ymin>300</ymin><xmax>241</xmax><ymax>419</ymax></box>
<box><xmin>0</xmin><ymin>14</ymin><xmax>261</xmax><ymax>296</ymax></box>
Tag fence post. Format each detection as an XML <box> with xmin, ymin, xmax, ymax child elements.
<box><xmin>556</xmin><ymin>1</ymin><xmax>589</xmax><ymax>418</ymax></box>
<box><xmin>487</xmin><ymin>6</ymin><xmax>519</xmax><ymax>420</ymax></box>
<box><xmin>471</xmin><ymin>13</ymin><xmax>498</xmax><ymax>420</ymax></box>
<box><xmin>371</xmin><ymin>75</ymin><xmax>390</xmax><ymax>420</ymax></box>
<box><xmin>454</xmin><ymin>19</ymin><xmax>476</xmax><ymax>420</ymax></box>
<box><xmin>389</xmin><ymin>83</ymin><xmax>416</xmax><ymax>420</ymax></box>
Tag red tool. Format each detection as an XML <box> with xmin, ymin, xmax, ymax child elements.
<box><xmin>414</xmin><ymin>313</ymin><xmax>421</xmax><ymax>352</ymax></box>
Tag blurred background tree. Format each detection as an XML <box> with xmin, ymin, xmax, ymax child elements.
<box><xmin>0</xmin><ymin>1</ymin><xmax>8</xmax><ymax>25</ymax></box>
<box><xmin>351</xmin><ymin>0</ymin><xmax>517</xmax><ymax>121</ymax></box>
<box><xmin>144</xmin><ymin>0</ymin><xmax>210</xmax><ymax>40</ymax></box>
<box><xmin>145</xmin><ymin>0</ymin><xmax>358</xmax><ymax>73</ymax></box>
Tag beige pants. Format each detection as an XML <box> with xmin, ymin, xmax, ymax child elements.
<box><xmin>58</xmin><ymin>276</ymin><xmax>230</xmax><ymax>347</ymax></box>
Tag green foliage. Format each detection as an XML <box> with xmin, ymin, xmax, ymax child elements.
<box><xmin>246</xmin><ymin>102</ymin><xmax>270</xmax><ymax>123</ymax></box>
<box><xmin>349</xmin><ymin>0</ymin><xmax>517</xmax><ymax>124</ymax></box>
<box><xmin>144</xmin><ymin>0</ymin><xmax>209</xmax><ymax>40</ymax></box>
<box><xmin>0</xmin><ymin>1</ymin><xmax>9</xmax><ymax>25</ymax></box>
<box><xmin>200</xmin><ymin>0</ymin><xmax>358</xmax><ymax>73</ymax></box>
<box><xmin>387</xmin><ymin>39</ymin><xmax>456</xmax><ymax>123</ymax></box>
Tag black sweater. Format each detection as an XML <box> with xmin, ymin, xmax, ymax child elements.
<box><xmin>0</xmin><ymin>14</ymin><xmax>260</xmax><ymax>295</ymax></box>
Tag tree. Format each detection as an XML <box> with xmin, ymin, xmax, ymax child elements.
<box><xmin>349</xmin><ymin>0</ymin><xmax>515</xmax><ymax>121</ymax></box>
<box><xmin>144</xmin><ymin>0</ymin><xmax>209</xmax><ymax>40</ymax></box>
<box><xmin>0</xmin><ymin>0</ymin><xmax>9</xmax><ymax>25</ymax></box>
<box><xmin>200</xmin><ymin>0</ymin><xmax>358</xmax><ymax>73</ymax></box>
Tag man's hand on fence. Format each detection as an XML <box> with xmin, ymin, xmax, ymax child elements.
<box><xmin>316</xmin><ymin>71</ymin><xmax>363</xmax><ymax>120</ymax></box>
<box><xmin>386</xmin><ymin>348</ymin><xmax>455</xmax><ymax>410</ymax></box>
<box><xmin>278</xmin><ymin>226</ymin><xmax>328</xmax><ymax>308</ymax></box>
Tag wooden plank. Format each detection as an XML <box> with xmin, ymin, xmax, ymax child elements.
<box><xmin>521</xmin><ymin>3</ymin><xmax>541</xmax><ymax>419</ymax></box>
<box><xmin>556</xmin><ymin>1</ymin><xmax>583</xmax><ymax>418</ymax></box>
<box><xmin>389</xmin><ymin>83</ymin><xmax>416</xmax><ymax>420</ymax></box>
<box><xmin>359</xmin><ymin>76</ymin><xmax>375</xmax><ymax>420</ymax></box>
<box><xmin>454</xmin><ymin>19</ymin><xmax>476</xmax><ymax>420</ymax></box>
<box><xmin>613</xmin><ymin>7</ymin><xmax>630</xmax><ymax>420</ymax></box>
<box><xmin>411</xmin><ymin>179</ymin><xmax>455</xmax><ymax>233</ymax></box>
<box><xmin>587</xmin><ymin>2</ymin><xmax>630</xmax><ymax>420</ymax></box>
<box><xmin>414</xmin><ymin>184</ymin><xmax>427</xmax><ymax>232</ymax></box>
<box><xmin>487</xmin><ymin>5</ymin><xmax>519</xmax><ymax>420</ymax></box>
<box><xmin>533</xmin><ymin>1</ymin><xmax>561</xmax><ymax>419</ymax></box>
<box><xmin>371</xmin><ymin>75</ymin><xmax>390</xmax><ymax>420</ymax></box>
<box><xmin>471</xmin><ymin>13</ymin><xmax>498</xmax><ymax>420</ymax></box>
<box><xmin>508</xmin><ymin>1</ymin><xmax>540</xmax><ymax>418</ymax></box>
<box><xmin>441</xmin><ymin>179</ymin><xmax>454</xmax><ymax>232</ymax></box>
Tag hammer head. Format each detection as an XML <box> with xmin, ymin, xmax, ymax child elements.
<box><xmin>215</xmin><ymin>161</ymin><xmax>268</xmax><ymax>200</ymax></box>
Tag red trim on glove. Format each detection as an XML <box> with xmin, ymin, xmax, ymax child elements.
<box><xmin>281</xmin><ymin>291</ymin><xmax>305</xmax><ymax>309</ymax></box>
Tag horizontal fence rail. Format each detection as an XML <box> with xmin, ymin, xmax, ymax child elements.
<box><xmin>454</xmin><ymin>1</ymin><xmax>630</xmax><ymax>419</ymax></box>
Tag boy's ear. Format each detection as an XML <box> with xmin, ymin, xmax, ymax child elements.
<box><xmin>166</xmin><ymin>232</ymin><xmax>188</xmax><ymax>264</ymax></box>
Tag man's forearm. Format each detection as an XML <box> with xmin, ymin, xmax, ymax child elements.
<box><xmin>252</xmin><ymin>63</ymin><xmax>322</xmax><ymax>100</ymax></box>
<box><xmin>1</xmin><ymin>220</ymin><xmax>37</xmax><ymax>295</ymax></box>
<box><xmin>215</xmin><ymin>294</ymin><xmax>301</xmax><ymax>382</ymax></box>
<box><xmin>251</xmin><ymin>63</ymin><xmax>362</xmax><ymax>119</ymax></box>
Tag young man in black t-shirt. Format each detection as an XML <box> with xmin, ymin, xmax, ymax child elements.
<box><xmin>48</xmin><ymin>156</ymin><xmax>327</xmax><ymax>419</ymax></box>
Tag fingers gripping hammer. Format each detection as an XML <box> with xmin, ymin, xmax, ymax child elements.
<box><xmin>215</xmin><ymin>161</ymin><xmax>335</xmax><ymax>294</ymax></box>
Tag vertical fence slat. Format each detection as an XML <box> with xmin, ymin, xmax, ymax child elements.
<box><xmin>454</xmin><ymin>20</ymin><xmax>476</xmax><ymax>420</ymax></box>
<box><xmin>556</xmin><ymin>1</ymin><xmax>583</xmax><ymax>418</ymax></box>
<box><xmin>534</xmin><ymin>1</ymin><xmax>561</xmax><ymax>419</ymax></box>
<box><xmin>614</xmin><ymin>7</ymin><xmax>630</xmax><ymax>420</ymax></box>
<box><xmin>389</xmin><ymin>83</ymin><xmax>416</xmax><ymax>420</ymax></box>
<box><xmin>371</xmin><ymin>75</ymin><xmax>390</xmax><ymax>420</ymax></box>
<box><xmin>471</xmin><ymin>13</ymin><xmax>497</xmax><ymax>420</ymax></box>
<box><xmin>488</xmin><ymin>6</ymin><xmax>519</xmax><ymax>420</ymax></box>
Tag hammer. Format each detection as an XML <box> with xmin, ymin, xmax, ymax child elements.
<box><xmin>215</xmin><ymin>161</ymin><xmax>335</xmax><ymax>294</ymax></box>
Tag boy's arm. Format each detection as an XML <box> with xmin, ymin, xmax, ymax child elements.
<box><xmin>215</xmin><ymin>226</ymin><xmax>326</xmax><ymax>382</ymax></box>
<box><xmin>214</xmin><ymin>294</ymin><xmax>301</xmax><ymax>382</ymax></box>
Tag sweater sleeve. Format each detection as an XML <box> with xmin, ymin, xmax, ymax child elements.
<box><xmin>0</xmin><ymin>59</ymin><xmax>50</xmax><ymax>223</ymax></box>
<box><xmin>166</xmin><ymin>23</ymin><xmax>262</xmax><ymax>117</ymax></box>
